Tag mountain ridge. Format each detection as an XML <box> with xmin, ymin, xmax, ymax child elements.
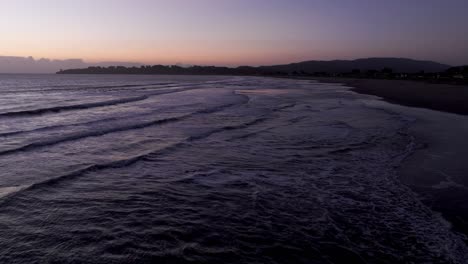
<box><xmin>260</xmin><ymin>58</ymin><xmax>451</xmax><ymax>74</ymax></box>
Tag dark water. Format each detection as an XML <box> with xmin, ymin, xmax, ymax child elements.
<box><xmin>0</xmin><ymin>74</ymin><xmax>466</xmax><ymax>263</ymax></box>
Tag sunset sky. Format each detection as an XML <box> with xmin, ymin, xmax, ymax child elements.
<box><xmin>1</xmin><ymin>0</ymin><xmax>467</xmax><ymax>66</ymax></box>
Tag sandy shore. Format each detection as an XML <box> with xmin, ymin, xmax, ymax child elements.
<box><xmin>295</xmin><ymin>77</ymin><xmax>468</xmax><ymax>115</ymax></box>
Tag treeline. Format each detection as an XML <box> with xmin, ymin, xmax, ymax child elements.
<box><xmin>315</xmin><ymin>66</ymin><xmax>468</xmax><ymax>84</ymax></box>
<box><xmin>57</xmin><ymin>63</ymin><xmax>468</xmax><ymax>84</ymax></box>
<box><xmin>57</xmin><ymin>65</ymin><xmax>277</xmax><ymax>76</ymax></box>
<box><xmin>57</xmin><ymin>58</ymin><xmax>452</xmax><ymax>76</ymax></box>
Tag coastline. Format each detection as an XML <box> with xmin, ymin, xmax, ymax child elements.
<box><xmin>287</xmin><ymin>77</ymin><xmax>468</xmax><ymax>116</ymax></box>
<box><xmin>304</xmin><ymin>77</ymin><xmax>468</xmax><ymax>239</ymax></box>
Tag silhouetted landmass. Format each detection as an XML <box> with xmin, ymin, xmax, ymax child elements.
<box><xmin>57</xmin><ymin>57</ymin><xmax>451</xmax><ymax>75</ymax></box>
<box><xmin>57</xmin><ymin>58</ymin><xmax>468</xmax><ymax>86</ymax></box>
<box><xmin>446</xmin><ymin>65</ymin><xmax>468</xmax><ymax>76</ymax></box>
<box><xmin>260</xmin><ymin>58</ymin><xmax>451</xmax><ymax>74</ymax></box>
<box><xmin>57</xmin><ymin>65</ymin><xmax>261</xmax><ymax>75</ymax></box>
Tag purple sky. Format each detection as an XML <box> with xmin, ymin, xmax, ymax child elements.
<box><xmin>1</xmin><ymin>0</ymin><xmax>467</xmax><ymax>66</ymax></box>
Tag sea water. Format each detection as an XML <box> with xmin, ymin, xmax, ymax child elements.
<box><xmin>0</xmin><ymin>74</ymin><xmax>466</xmax><ymax>263</ymax></box>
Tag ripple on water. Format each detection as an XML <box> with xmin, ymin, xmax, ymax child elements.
<box><xmin>0</xmin><ymin>76</ymin><xmax>466</xmax><ymax>264</ymax></box>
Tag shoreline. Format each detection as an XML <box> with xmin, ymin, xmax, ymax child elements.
<box><xmin>303</xmin><ymin>77</ymin><xmax>468</xmax><ymax>239</ymax></box>
<box><xmin>362</xmin><ymin>98</ymin><xmax>468</xmax><ymax>238</ymax></box>
<box><xmin>285</xmin><ymin>77</ymin><xmax>468</xmax><ymax>116</ymax></box>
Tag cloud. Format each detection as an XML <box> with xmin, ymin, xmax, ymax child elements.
<box><xmin>0</xmin><ymin>56</ymin><xmax>141</xmax><ymax>73</ymax></box>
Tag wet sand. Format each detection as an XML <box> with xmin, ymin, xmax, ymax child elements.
<box><xmin>307</xmin><ymin>77</ymin><xmax>468</xmax><ymax>115</ymax></box>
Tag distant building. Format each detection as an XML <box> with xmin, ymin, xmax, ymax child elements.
<box><xmin>396</xmin><ymin>73</ymin><xmax>408</xmax><ymax>78</ymax></box>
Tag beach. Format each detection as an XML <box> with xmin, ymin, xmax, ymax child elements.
<box><xmin>312</xmin><ymin>77</ymin><xmax>468</xmax><ymax>115</ymax></box>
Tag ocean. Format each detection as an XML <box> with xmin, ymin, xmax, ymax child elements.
<box><xmin>0</xmin><ymin>74</ymin><xmax>466</xmax><ymax>263</ymax></box>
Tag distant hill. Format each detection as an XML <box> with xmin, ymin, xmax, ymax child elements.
<box><xmin>260</xmin><ymin>58</ymin><xmax>451</xmax><ymax>74</ymax></box>
<box><xmin>57</xmin><ymin>58</ymin><xmax>452</xmax><ymax>75</ymax></box>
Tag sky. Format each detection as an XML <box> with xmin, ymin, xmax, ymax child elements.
<box><xmin>1</xmin><ymin>0</ymin><xmax>467</xmax><ymax>66</ymax></box>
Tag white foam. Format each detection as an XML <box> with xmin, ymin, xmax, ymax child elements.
<box><xmin>0</xmin><ymin>185</ymin><xmax>26</xmax><ymax>198</ymax></box>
